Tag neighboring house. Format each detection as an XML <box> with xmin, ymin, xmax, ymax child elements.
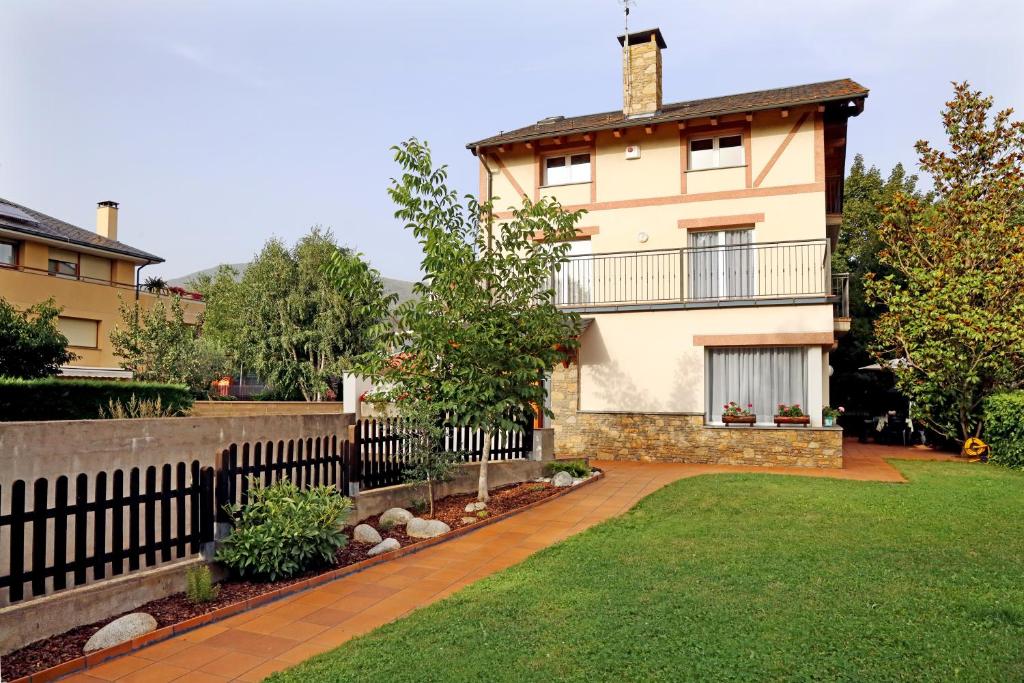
<box><xmin>466</xmin><ymin>27</ymin><xmax>865</xmax><ymax>467</ymax></box>
<box><xmin>0</xmin><ymin>198</ymin><xmax>204</xmax><ymax>378</ymax></box>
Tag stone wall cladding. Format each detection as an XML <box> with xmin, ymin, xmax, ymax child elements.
<box><xmin>549</xmin><ymin>364</ymin><xmax>842</xmax><ymax>468</ymax></box>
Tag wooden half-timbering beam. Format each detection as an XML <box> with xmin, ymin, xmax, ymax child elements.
<box><xmin>582</xmin><ymin>133</ymin><xmax>593</xmax><ymax>142</ymax></box>
<box><xmin>781</xmin><ymin>108</ymin><xmax>790</xmax><ymax>118</ymax></box>
<box><xmin>709</xmin><ymin>117</ymin><xmax>718</xmax><ymax>126</ymax></box>
<box><xmin>817</xmin><ymin>104</ymin><xmax>826</xmax><ymax>113</ymax></box>
<box><xmin>525</xmin><ymin>141</ymin><xmax>534</xmax><ymax>149</ymax></box>
<box><xmin>644</xmin><ymin>124</ymin><xmax>655</xmax><ymax>135</ymax></box>
<box><xmin>677</xmin><ymin>121</ymin><xmax>687</xmax><ymax>130</ymax></box>
<box><xmin>612</xmin><ymin>129</ymin><xmax>623</xmax><ymax>138</ymax></box>
<box><xmin>745</xmin><ymin>113</ymin><xmax>753</xmax><ymax>122</ymax></box>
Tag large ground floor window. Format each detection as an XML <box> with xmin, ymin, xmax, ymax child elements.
<box><xmin>706</xmin><ymin>347</ymin><xmax>807</xmax><ymax>423</ymax></box>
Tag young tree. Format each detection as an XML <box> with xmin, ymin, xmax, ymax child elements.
<box><xmin>866</xmin><ymin>82</ymin><xmax>1024</xmax><ymax>444</ymax></box>
<box><xmin>110</xmin><ymin>295</ymin><xmax>227</xmax><ymax>393</ymax></box>
<box><xmin>335</xmin><ymin>139</ymin><xmax>584</xmax><ymax>502</ymax></box>
<box><xmin>395</xmin><ymin>397</ymin><xmax>462</xmax><ymax>517</ymax></box>
<box><xmin>0</xmin><ymin>297</ymin><xmax>76</xmax><ymax>378</ymax></box>
<box><xmin>830</xmin><ymin>156</ymin><xmax>929</xmax><ymax>412</ymax></box>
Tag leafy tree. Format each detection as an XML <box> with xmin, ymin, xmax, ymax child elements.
<box><xmin>830</xmin><ymin>156</ymin><xmax>928</xmax><ymax>413</ymax></box>
<box><xmin>199</xmin><ymin>229</ymin><xmax>393</xmax><ymax>401</ymax></box>
<box><xmin>335</xmin><ymin>139</ymin><xmax>583</xmax><ymax>502</ymax></box>
<box><xmin>866</xmin><ymin>82</ymin><xmax>1024</xmax><ymax>444</ymax></box>
<box><xmin>395</xmin><ymin>397</ymin><xmax>463</xmax><ymax>517</ymax></box>
<box><xmin>0</xmin><ymin>297</ymin><xmax>76</xmax><ymax>378</ymax></box>
<box><xmin>110</xmin><ymin>295</ymin><xmax>227</xmax><ymax>394</ymax></box>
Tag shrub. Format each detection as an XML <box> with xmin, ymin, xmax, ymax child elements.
<box><xmin>546</xmin><ymin>460</ymin><xmax>591</xmax><ymax>478</ymax></box>
<box><xmin>984</xmin><ymin>392</ymin><xmax>1024</xmax><ymax>469</ymax></box>
<box><xmin>0</xmin><ymin>297</ymin><xmax>77</xmax><ymax>378</ymax></box>
<box><xmin>215</xmin><ymin>479</ymin><xmax>352</xmax><ymax>581</ymax></box>
<box><xmin>0</xmin><ymin>378</ymin><xmax>193</xmax><ymax>421</ymax></box>
<box><xmin>185</xmin><ymin>564</ymin><xmax>220</xmax><ymax>604</ymax></box>
<box><xmin>408</xmin><ymin>498</ymin><xmax>429</xmax><ymax>516</ymax></box>
<box><xmin>378</xmin><ymin>518</ymin><xmax>396</xmax><ymax>532</ymax></box>
<box><xmin>103</xmin><ymin>395</ymin><xmax>181</xmax><ymax>419</ymax></box>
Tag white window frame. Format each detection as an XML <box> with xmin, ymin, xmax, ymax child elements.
<box><xmin>543</xmin><ymin>152</ymin><xmax>592</xmax><ymax>186</ymax></box>
<box><xmin>687</xmin><ymin>228</ymin><xmax>757</xmax><ymax>300</ymax></box>
<box><xmin>688</xmin><ymin>134</ymin><xmax>745</xmax><ymax>171</ymax></box>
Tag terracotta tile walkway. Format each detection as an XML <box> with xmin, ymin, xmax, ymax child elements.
<box><xmin>59</xmin><ymin>440</ymin><xmax>964</xmax><ymax>682</ymax></box>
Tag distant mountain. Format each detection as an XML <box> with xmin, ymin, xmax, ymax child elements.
<box><xmin>168</xmin><ymin>263</ymin><xmax>417</xmax><ymax>303</ymax></box>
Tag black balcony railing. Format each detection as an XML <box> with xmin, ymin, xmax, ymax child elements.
<box><xmin>832</xmin><ymin>272</ymin><xmax>850</xmax><ymax>318</ymax></box>
<box><xmin>551</xmin><ymin>239</ymin><xmax>836</xmax><ymax>309</ymax></box>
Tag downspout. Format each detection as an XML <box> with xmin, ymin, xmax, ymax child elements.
<box><xmin>135</xmin><ymin>259</ymin><xmax>155</xmax><ymax>301</ymax></box>
<box><xmin>475</xmin><ymin>146</ymin><xmax>495</xmax><ymax>252</ymax></box>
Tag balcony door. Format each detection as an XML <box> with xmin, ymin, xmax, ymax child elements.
<box><xmin>558</xmin><ymin>239</ymin><xmax>592</xmax><ymax>305</ymax></box>
<box><xmin>687</xmin><ymin>229</ymin><xmax>755</xmax><ymax>300</ymax></box>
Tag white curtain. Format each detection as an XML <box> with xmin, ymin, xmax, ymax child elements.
<box><xmin>706</xmin><ymin>347</ymin><xmax>807</xmax><ymax>423</ymax></box>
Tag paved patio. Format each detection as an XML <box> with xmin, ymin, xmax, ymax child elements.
<box><xmin>60</xmin><ymin>440</ymin><xmax>963</xmax><ymax>682</ymax></box>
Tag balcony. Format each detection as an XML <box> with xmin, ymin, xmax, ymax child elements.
<box><xmin>551</xmin><ymin>239</ymin><xmax>844</xmax><ymax>313</ymax></box>
<box><xmin>832</xmin><ymin>272</ymin><xmax>851</xmax><ymax>334</ymax></box>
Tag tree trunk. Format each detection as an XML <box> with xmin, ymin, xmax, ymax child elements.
<box><xmin>427</xmin><ymin>476</ymin><xmax>434</xmax><ymax>517</ymax></box>
<box><xmin>477</xmin><ymin>431</ymin><xmax>492</xmax><ymax>503</ymax></box>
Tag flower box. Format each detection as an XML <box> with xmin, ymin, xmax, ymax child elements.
<box><xmin>722</xmin><ymin>415</ymin><xmax>756</xmax><ymax>426</ymax></box>
<box><xmin>774</xmin><ymin>415</ymin><xmax>810</xmax><ymax>426</ymax></box>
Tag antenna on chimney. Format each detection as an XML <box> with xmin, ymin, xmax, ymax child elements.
<box><xmin>619</xmin><ymin>0</ymin><xmax>636</xmax><ymax>114</ymax></box>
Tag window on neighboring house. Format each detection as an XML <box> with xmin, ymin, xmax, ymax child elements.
<box><xmin>689</xmin><ymin>134</ymin><xmax>744</xmax><ymax>170</ymax></box>
<box><xmin>706</xmin><ymin>347</ymin><xmax>807</xmax><ymax>424</ymax></box>
<box><xmin>687</xmin><ymin>228</ymin><xmax>755</xmax><ymax>300</ymax></box>
<box><xmin>48</xmin><ymin>248</ymin><xmax>78</xmax><ymax>279</ymax></box>
<box><xmin>57</xmin><ymin>317</ymin><xmax>99</xmax><ymax>349</ymax></box>
<box><xmin>544</xmin><ymin>153</ymin><xmax>591</xmax><ymax>186</ymax></box>
<box><xmin>0</xmin><ymin>239</ymin><xmax>16</xmax><ymax>266</ymax></box>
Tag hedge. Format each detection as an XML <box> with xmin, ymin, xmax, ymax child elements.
<box><xmin>983</xmin><ymin>392</ymin><xmax>1024</xmax><ymax>469</ymax></box>
<box><xmin>0</xmin><ymin>378</ymin><xmax>193</xmax><ymax>422</ymax></box>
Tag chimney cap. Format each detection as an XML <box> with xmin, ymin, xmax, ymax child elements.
<box><xmin>97</xmin><ymin>200</ymin><xmax>119</xmax><ymax>208</ymax></box>
<box><xmin>617</xmin><ymin>27</ymin><xmax>667</xmax><ymax>49</ymax></box>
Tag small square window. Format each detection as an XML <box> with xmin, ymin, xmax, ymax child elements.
<box><xmin>689</xmin><ymin>134</ymin><xmax>745</xmax><ymax>170</ymax></box>
<box><xmin>544</xmin><ymin>153</ymin><xmax>591</xmax><ymax>185</ymax></box>
<box><xmin>49</xmin><ymin>259</ymin><xmax>78</xmax><ymax>278</ymax></box>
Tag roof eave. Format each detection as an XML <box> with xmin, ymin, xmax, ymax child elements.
<box><xmin>466</xmin><ymin>91</ymin><xmax>868</xmax><ymax>150</ymax></box>
<box><xmin>0</xmin><ymin>223</ymin><xmax>164</xmax><ymax>264</ymax></box>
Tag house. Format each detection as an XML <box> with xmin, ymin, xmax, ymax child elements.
<box><xmin>466</xmin><ymin>28</ymin><xmax>865</xmax><ymax>467</ymax></box>
<box><xmin>0</xmin><ymin>198</ymin><xmax>204</xmax><ymax>378</ymax></box>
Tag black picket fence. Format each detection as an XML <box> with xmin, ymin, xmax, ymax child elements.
<box><xmin>355</xmin><ymin>417</ymin><xmax>534</xmax><ymax>490</ymax></box>
<box><xmin>0</xmin><ymin>461</ymin><xmax>215</xmax><ymax>604</ymax></box>
<box><xmin>1</xmin><ymin>419</ymin><xmax>533</xmax><ymax>604</ymax></box>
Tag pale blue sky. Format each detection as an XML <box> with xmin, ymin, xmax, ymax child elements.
<box><xmin>2</xmin><ymin>0</ymin><xmax>1021</xmax><ymax>281</ymax></box>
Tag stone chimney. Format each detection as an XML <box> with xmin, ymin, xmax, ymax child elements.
<box><xmin>618</xmin><ymin>28</ymin><xmax>667</xmax><ymax>117</ymax></box>
<box><xmin>96</xmin><ymin>201</ymin><xmax>119</xmax><ymax>241</ymax></box>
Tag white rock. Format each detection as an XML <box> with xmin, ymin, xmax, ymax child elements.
<box><xmin>367</xmin><ymin>538</ymin><xmax>400</xmax><ymax>556</ymax></box>
<box><xmin>572</xmin><ymin>477</ymin><xmax>584</xmax><ymax>486</ymax></box>
<box><xmin>460</xmin><ymin>516</ymin><xmax>478</xmax><ymax>524</ymax></box>
<box><xmin>84</xmin><ymin>613</ymin><xmax>157</xmax><ymax>653</ymax></box>
<box><xmin>406</xmin><ymin>517</ymin><xmax>451</xmax><ymax>538</ymax></box>
<box><xmin>353</xmin><ymin>524</ymin><xmax>383</xmax><ymax>544</ymax></box>
<box><xmin>464</xmin><ymin>501</ymin><xmax>487</xmax><ymax>513</ymax></box>
<box><xmin>552</xmin><ymin>471</ymin><xmax>574</xmax><ymax>487</ymax></box>
<box><xmin>379</xmin><ymin>508</ymin><xmax>413</xmax><ymax>526</ymax></box>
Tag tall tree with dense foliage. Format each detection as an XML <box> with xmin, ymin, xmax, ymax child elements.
<box><xmin>335</xmin><ymin>139</ymin><xmax>584</xmax><ymax>502</ymax></box>
<box><xmin>829</xmin><ymin>156</ymin><xmax>928</xmax><ymax>412</ymax></box>
<box><xmin>110</xmin><ymin>295</ymin><xmax>227</xmax><ymax>394</ymax></box>
<box><xmin>199</xmin><ymin>229</ymin><xmax>392</xmax><ymax>401</ymax></box>
<box><xmin>866</xmin><ymin>82</ymin><xmax>1024</xmax><ymax>444</ymax></box>
<box><xmin>0</xmin><ymin>297</ymin><xmax>76</xmax><ymax>378</ymax></box>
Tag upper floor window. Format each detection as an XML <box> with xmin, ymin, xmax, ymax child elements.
<box><xmin>544</xmin><ymin>153</ymin><xmax>591</xmax><ymax>186</ymax></box>
<box><xmin>689</xmin><ymin>134</ymin><xmax>744</xmax><ymax>171</ymax></box>
<box><xmin>0</xmin><ymin>239</ymin><xmax>16</xmax><ymax>266</ymax></box>
<box><xmin>48</xmin><ymin>247</ymin><xmax>78</xmax><ymax>279</ymax></box>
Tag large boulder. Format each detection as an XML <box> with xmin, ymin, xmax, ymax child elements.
<box><xmin>406</xmin><ymin>518</ymin><xmax>451</xmax><ymax>539</ymax></box>
<box><xmin>84</xmin><ymin>613</ymin><xmax>157</xmax><ymax>653</ymax></box>
<box><xmin>353</xmin><ymin>523</ymin><xmax>383</xmax><ymax>544</ymax></box>
<box><xmin>367</xmin><ymin>538</ymin><xmax>401</xmax><ymax>557</ymax></box>
<box><xmin>552</xmin><ymin>471</ymin><xmax>574</xmax><ymax>487</ymax></box>
<box><xmin>379</xmin><ymin>508</ymin><xmax>414</xmax><ymax>527</ymax></box>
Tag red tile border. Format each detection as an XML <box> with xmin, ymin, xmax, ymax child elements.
<box><xmin>11</xmin><ymin>472</ymin><xmax>603</xmax><ymax>683</ymax></box>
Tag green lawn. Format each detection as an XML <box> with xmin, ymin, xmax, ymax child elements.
<box><xmin>270</xmin><ymin>462</ymin><xmax>1024</xmax><ymax>682</ymax></box>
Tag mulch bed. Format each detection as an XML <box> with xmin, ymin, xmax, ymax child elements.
<box><xmin>1</xmin><ymin>479</ymin><xmax>568</xmax><ymax>680</ymax></box>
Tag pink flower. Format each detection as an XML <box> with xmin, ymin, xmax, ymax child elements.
<box><xmin>839</xmin><ymin>406</ymin><xmax>846</xmax><ymax>413</ymax></box>
<box><xmin>747</xmin><ymin>403</ymin><xmax>753</xmax><ymax>408</ymax></box>
<box><xmin>723</xmin><ymin>404</ymin><xmax>729</xmax><ymax>409</ymax></box>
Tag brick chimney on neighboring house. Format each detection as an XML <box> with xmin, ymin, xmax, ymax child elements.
<box><xmin>618</xmin><ymin>28</ymin><xmax>667</xmax><ymax>117</ymax></box>
<box><xmin>96</xmin><ymin>200</ymin><xmax>119</xmax><ymax>241</ymax></box>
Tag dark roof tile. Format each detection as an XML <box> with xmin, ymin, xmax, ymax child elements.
<box><xmin>467</xmin><ymin>78</ymin><xmax>867</xmax><ymax>149</ymax></box>
<box><xmin>0</xmin><ymin>197</ymin><xmax>163</xmax><ymax>263</ymax></box>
